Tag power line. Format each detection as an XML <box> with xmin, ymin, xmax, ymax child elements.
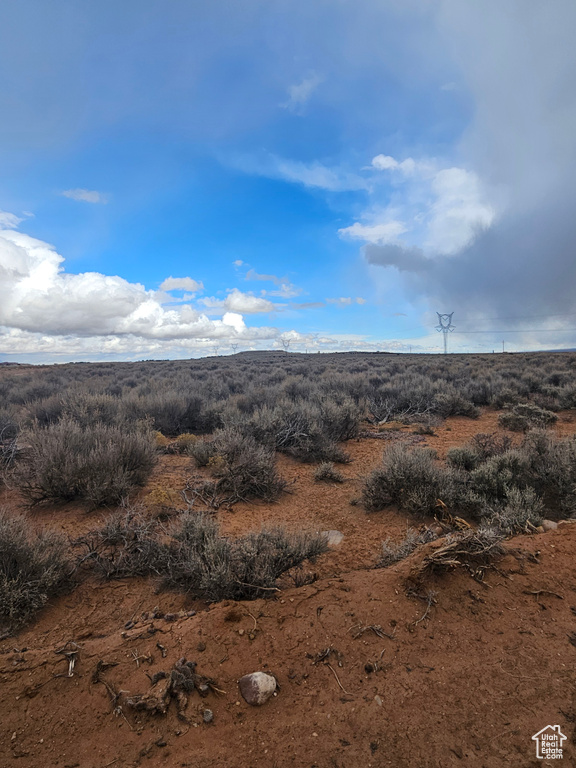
<box><xmin>454</xmin><ymin>328</ymin><xmax>576</xmax><ymax>334</ymax></box>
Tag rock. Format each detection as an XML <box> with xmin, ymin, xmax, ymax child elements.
<box><xmin>323</xmin><ymin>530</ymin><xmax>344</xmax><ymax>548</ymax></box>
<box><xmin>202</xmin><ymin>709</ymin><xmax>214</xmax><ymax>724</ymax></box>
<box><xmin>238</xmin><ymin>672</ymin><xmax>277</xmax><ymax>706</ymax></box>
<box><xmin>542</xmin><ymin>519</ymin><xmax>558</xmax><ymax>531</ymax></box>
<box><xmin>536</xmin><ymin>526</ymin><xmax>545</xmax><ymax>533</ymax></box>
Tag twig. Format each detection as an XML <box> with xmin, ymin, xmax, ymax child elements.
<box><xmin>412</xmin><ymin>591</ymin><xmax>437</xmax><ymax>626</ymax></box>
<box><xmin>326</xmin><ymin>663</ymin><xmax>353</xmax><ymax>696</ymax></box>
<box><xmin>348</xmin><ymin>624</ymin><xmax>395</xmax><ymax>640</ymax></box>
<box><xmin>245</xmin><ymin>612</ymin><xmax>259</xmax><ymax>632</ymax></box>
<box><xmin>235</xmin><ymin>582</ymin><xmax>280</xmax><ymax>592</ymax></box>
<box><xmin>524</xmin><ymin>589</ymin><xmax>563</xmax><ymax>600</ymax></box>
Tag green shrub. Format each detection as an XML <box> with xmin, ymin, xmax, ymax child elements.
<box><xmin>0</xmin><ymin>509</ymin><xmax>72</xmax><ymax>631</ymax></box>
<box><xmin>13</xmin><ymin>419</ymin><xmax>157</xmax><ymax>508</ymax></box>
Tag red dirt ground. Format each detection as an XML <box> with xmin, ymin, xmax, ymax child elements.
<box><xmin>2</xmin><ymin>410</ymin><xmax>576</xmax><ymax>767</ymax></box>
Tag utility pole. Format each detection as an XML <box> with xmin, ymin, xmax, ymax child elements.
<box><xmin>502</xmin><ymin>340</ymin><xmax>505</xmax><ymax>353</ymax></box>
<box><xmin>436</xmin><ymin>312</ymin><xmax>455</xmax><ymax>354</ymax></box>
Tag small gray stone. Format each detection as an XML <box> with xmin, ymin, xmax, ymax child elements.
<box><xmin>238</xmin><ymin>672</ymin><xmax>277</xmax><ymax>706</ymax></box>
<box><xmin>323</xmin><ymin>530</ymin><xmax>344</xmax><ymax>548</ymax></box>
<box><xmin>542</xmin><ymin>519</ymin><xmax>558</xmax><ymax>531</ymax></box>
<box><xmin>202</xmin><ymin>709</ymin><xmax>214</xmax><ymax>724</ymax></box>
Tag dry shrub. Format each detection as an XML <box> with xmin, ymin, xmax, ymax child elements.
<box><xmin>498</xmin><ymin>403</ymin><xmax>558</xmax><ymax>432</ymax></box>
<box><xmin>366</xmin><ymin>428</ymin><xmax>576</xmax><ymax>529</ymax></box>
<box><xmin>154</xmin><ymin>431</ymin><xmax>171</xmax><ymax>450</ymax></box>
<box><xmin>13</xmin><ymin>419</ymin><xmax>157</xmax><ymax>508</ymax></box>
<box><xmin>168</xmin><ymin>433</ymin><xmax>198</xmax><ymax>454</ymax></box>
<box><xmin>487</xmin><ymin>487</ymin><xmax>544</xmax><ymax>534</ymax></box>
<box><xmin>314</xmin><ymin>462</ymin><xmax>345</xmax><ymax>483</ymax></box>
<box><xmin>164</xmin><ymin>512</ymin><xmax>329</xmax><ymax>601</ymax></box>
<box><xmin>78</xmin><ymin>509</ymin><xmax>328</xmax><ymax>602</ymax></box>
<box><xmin>362</xmin><ymin>444</ymin><xmax>454</xmax><ymax>515</ymax></box>
<box><xmin>379</xmin><ymin>526</ymin><xmax>438</xmax><ymax>567</ymax></box>
<box><xmin>75</xmin><ymin>507</ymin><xmax>166</xmax><ymax>579</ymax></box>
<box><xmin>187</xmin><ymin>429</ymin><xmax>287</xmax><ymax>507</ymax></box>
<box><xmin>469</xmin><ymin>432</ymin><xmax>513</xmax><ymax>460</ymax></box>
<box><xmin>0</xmin><ymin>415</ymin><xmax>19</xmax><ymax>474</ymax></box>
<box><xmin>0</xmin><ymin>508</ymin><xmax>73</xmax><ymax>631</ymax></box>
<box><xmin>410</xmin><ymin>527</ymin><xmax>505</xmax><ymax>584</ymax></box>
<box><xmin>188</xmin><ymin>438</ymin><xmax>215</xmax><ymax>467</ymax></box>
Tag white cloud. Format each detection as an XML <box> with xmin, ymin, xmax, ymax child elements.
<box><xmin>233</xmin><ymin>259</ymin><xmax>244</xmax><ymax>267</ymax></box>
<box><xmin>327</xmin><ymin>297</ymin><xmax>352</xmax><ymax>306</ymax></box>
<box><xmin>0</xmin><ymin>216</ymin><xmax>294</xmax><ymax>359</ymax></box>
<box><xmin>245</xmin><ymin>269</ymin><xmax>302</xmax><ymax>298</ymax></box>
<box><xmin>265</xmin><ymin>283</ymin><xmax>302</xmax><ymax>299</ymax></box>
<box><xmin>159</xmin><ymin>276</ymin><xmax>204</xmax><ymax>293</ymax></box>
<box><xmin>281</xmin><ymin>73</ymin><xmax>324</xmax><ymax>113</ymax></box>
<box><xmin>371</xmin><ymin>155</ymin><xmax>417</xmax><ymax>174</ymax></box>
<box><xmin>200</xmin><ymin>288</ymin><xmax>276</xmax><ymax>314</ymax></box>
<box><xmin>326</xmin><ymin>296</ymin><xmax>366</xmax><ymax>307</ymax></box>
<box><xmin>0</xmin><ymin>211</ymin><xmax>24</xmax><ymax>229</ymax></box>
<box><xmin>342</xmin><ymin>154</ymin><xmax>496</xmax><ymax>256</ymax></box>
<box><xmin>425</xmin><ymin>167</ymin><xmax>495</xmax><ymax>255</ymax></box>
<box><xmin>338</xmin><ymin>219</ymin><xmax>407</xmax><ymax>244</ymax></box>
<box><xmin>245</xmin><ymin>268</ymin><xmax>284</xmax><ymax>285</ymax></box>
<box><xmin>233</xmin><ymin>153</ymin><xmax>369</xmax><ymax>192</ymax></box>
<box><xmin>61</xmin><ymin>189</ymin><xmax>108</xmax><ymax>204</ymax></box>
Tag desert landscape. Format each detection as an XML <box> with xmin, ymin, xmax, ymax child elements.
<box><xmin>1</xmin><ymin>351</ymin><xmax>576</xmax><ymax>767</ymax></box>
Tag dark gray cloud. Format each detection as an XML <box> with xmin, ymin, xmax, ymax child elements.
<box><xmin>366</xmin><ymin>0</ymin><xmax>576</xmax><ymax>338</ymax></box>
<box><xmin>364</xmin><ymin>243</ymin><xmax>431</xmax><ymax>273</ymax></box>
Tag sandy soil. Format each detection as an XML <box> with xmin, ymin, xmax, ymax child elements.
<box><xmin>2</xmin><ymin>410</ymin><xmax>576</xmax><ymax>767</ymax></box>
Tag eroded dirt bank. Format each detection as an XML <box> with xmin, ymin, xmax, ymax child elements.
<box><xmin>2</xmin><ymin>522</ymin><xmax>576</xmax><ymax>768</ymax></box>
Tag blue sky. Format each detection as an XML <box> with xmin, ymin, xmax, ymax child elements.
<box><xmin>1</xmin><ymin>0</ymin><xmax>575</xmax><ymax>361</ymax></box>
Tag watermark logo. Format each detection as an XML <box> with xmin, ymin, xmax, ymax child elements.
<box><xmin>532</xmin><ymin>725</ymin><xmax>566</xmax><ymax>760</ymax></box>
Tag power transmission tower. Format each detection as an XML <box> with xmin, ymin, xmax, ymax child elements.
<box><xmin>436</xmin><ymin>312</ymin><xmax>455</xmax><ymax>354</ymax></box>
<box><xmin>230</xmin><ymin>343</ymin><xmax>239</xmax><ymax>355</ymax></box>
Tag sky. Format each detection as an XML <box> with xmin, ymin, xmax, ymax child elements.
<box><xmin>1</xmin><ymin>0</ymin><xmax>575</xmax><ymax>362</ymax></box>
